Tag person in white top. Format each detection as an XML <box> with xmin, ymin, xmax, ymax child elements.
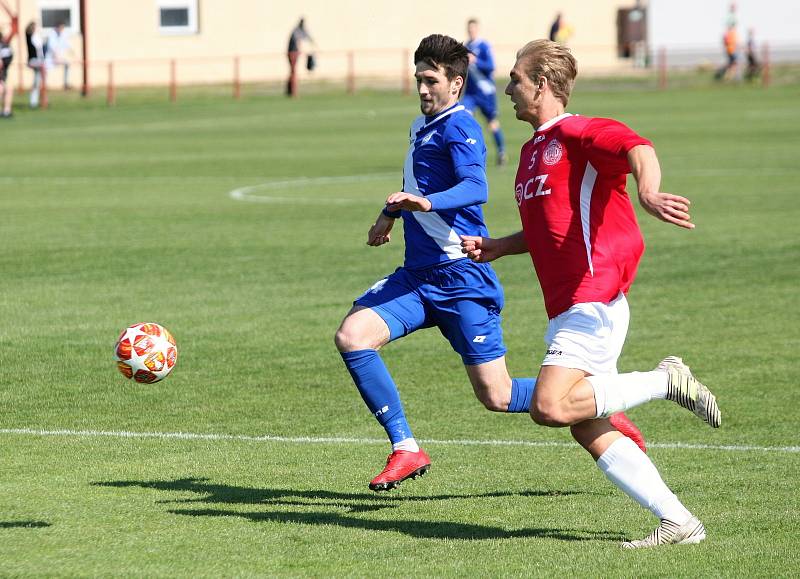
<box><xmin>47</xmin><ymin>21</ymin><xmax>72</xmax><ymax>90</ymax></box>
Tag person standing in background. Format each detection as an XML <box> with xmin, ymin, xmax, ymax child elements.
<box><xmin>549</xmin><ymin>12</ymin><xmax>573</xmax><ymax>45</ymax></box>
<box><xmin>745</xmin><ymin>28</ymin><xmax>760</xmax><ymax>81</ymax></box>
<box><xmin>47</xmin><ymin>21</ymin><xmax>72</xmax><ymax>90</ymax></box>
<box><xmin>548</xmin><ymin>13</ymin><xmax>562</xmax><ymax>42</ymax></box>
<box><xmin>287</xmin><ymin>18</ymin><xmax>313</xmax><ymax>98</ymax></box>
<box><xmin>0</xmin><ymin>25</ymin><xmax>14</xmax><ymax>117</ymax></box>
<box><xmin>715</xmin><ymin>23</ymin><xmax>739</xmax><ymax>81</ymax></box>
<box><xmin>25</xmin><ymin>21</ymin><xmax>45</xmax><ymax>108</ymax></box>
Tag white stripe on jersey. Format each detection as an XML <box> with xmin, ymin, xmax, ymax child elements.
<box><xmin>579</xmin><ymin>162</ymin><xmax>598</xmax><ymax>276</ymax></box>
<box><xmin>412</xmin><ymin>212</ymin><xmax>465</xmax><ymax>259</ymax></box>
<box><xmin>402</xmin><ymin>108</ymin><xmax>467</xmax><ymax>260</ymax></box>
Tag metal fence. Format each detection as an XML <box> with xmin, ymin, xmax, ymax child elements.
<box><xmin>12</xmin><ymin>42</ymin><xmax>800</xmax><ymax>108</ymax></box>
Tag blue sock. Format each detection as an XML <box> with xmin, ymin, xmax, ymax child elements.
<box><xmin>341</xmin><ymin>349</ymin><xmax>413</xmax><ymax>444</ymax></box>
<box><xmin>493</xmin><ymin>127</ymin><xmax>506</xmax><ymax>153</ymax></box>
<box><xmin>507</xmin><ymin>378</ymin><xmax>536</xmax><ymax>413</ymax></box>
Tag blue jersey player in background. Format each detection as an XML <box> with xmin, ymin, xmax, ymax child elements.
<box><xmin>334</xmin><ymin>34</ymin><xmax>536</xmax><ymax>491</ymax></box>
<box><xmin>463</xmin><ymin>18</ymin><xmax>507</xmax><ymax>166</ymax></box>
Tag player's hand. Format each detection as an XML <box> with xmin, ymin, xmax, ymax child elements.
<box><xmin>367</xmin><ymin>213</ymin><xmax>395</xmax><ymax>246</ymax></box>
<box><xmin>639</xmin><ymin>191</ymin><xmax>695</xmax><ymax>230</ymax></box>
<box><xmin>460</xmin><ymin>235</ymin><xmax>502</xmax><ymax>262</ymax></box>
<box><xmin>385</xmin><ymin>192</ymin><xmax>432</xmax><ymax>213</ymax></box>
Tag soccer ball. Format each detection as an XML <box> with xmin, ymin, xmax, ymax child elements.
<box><xmin>114</xmin><ymin>322</ymin><xmax>178</xmax><ymax>384</ymax></box>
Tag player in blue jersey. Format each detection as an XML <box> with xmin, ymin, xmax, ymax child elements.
<box><xmin>334</xmin><ymin>34</ymin><xmax>537</xmax><ymax>491</ymax></box>
<box><xmin>463</xmin><ymin>19</ymin><xmax>507</xmax><ymax>166</ymax></box>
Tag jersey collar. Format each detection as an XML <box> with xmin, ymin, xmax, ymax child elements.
<box><xmin>536</xmin><ymin>112</ymin><xmax>573</xmax><ymax>133</ymax></box>
<box><xmin>420</xmin><ymin>103</ymin><xmax>465</xmax><ymax>132</ymax></box>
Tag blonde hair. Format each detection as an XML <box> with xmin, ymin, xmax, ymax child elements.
<box><xmin>516</xmin><ymin>39</ymin><xmax>577</xmax><ymax>107</ymax></box>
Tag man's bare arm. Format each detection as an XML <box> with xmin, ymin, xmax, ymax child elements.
<box><xmin>629</xmin><ymin>144</ymin><xmax>695</xmax><ymax>230</ymax></box>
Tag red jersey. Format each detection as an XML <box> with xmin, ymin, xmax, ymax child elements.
<box><xmin>515</xmin><ymin>113</ymin><xmax>652</xmax><ymax>319</ymax></box>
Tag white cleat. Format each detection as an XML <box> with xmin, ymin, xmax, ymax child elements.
<box><xmin>622</xmin><ymin>517</ymin><xmax>707</xmax><ymax>549</ymax></box>
<box><xmin>657</xmin><ymin>357</ymin><xmax>722</xmax><ymax>428</ymax></box>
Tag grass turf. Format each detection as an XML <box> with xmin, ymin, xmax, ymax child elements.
<box><xmin>1</xmin><ymin>83</ymin><xmax>799</xmax><ymax>576</ymax></box>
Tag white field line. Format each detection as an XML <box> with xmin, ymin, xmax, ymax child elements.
<box><xmin>1</xmin><ymin>428</ymin><xmax>798</xmax><ymax>454</ymax></box>
<box><xmin>228</xmin><ymin>173</ymin><xmax>398</xmax><ymax>204</ymax></box>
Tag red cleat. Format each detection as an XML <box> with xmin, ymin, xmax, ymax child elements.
<box><xmin>369</xmin><ymin>449</ymin><xmax>431</xmax><ymax>491</ymax></box>
<box><xmin>609</xmin><ymin>412</ymin><xmax>647</xmax><ymax>453</ymax></box>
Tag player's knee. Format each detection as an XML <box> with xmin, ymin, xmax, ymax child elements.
<box><xmin>334</xmin><ymin>325</ymin><xmax>362</xmax><ymax>352</ymax></box>
<box><xmin>530</xmin><ymin>398</ymin><xmax>570</xmax><ymax>427</ymax></box>
<box><xmin>334</xmin><ymin>320</ymin><xmax>383</xmax><ymax>352</ymax></box>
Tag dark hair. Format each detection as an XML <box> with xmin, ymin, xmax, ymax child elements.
<box><xmin>467</xmin><ymin>18</ymin><xmax>478</xmax><ymax>26</ymax></box>
<box><xmin>413</xmin><ymin>34</ymin><xmax>468</xmax><ymax>83</ymax></box>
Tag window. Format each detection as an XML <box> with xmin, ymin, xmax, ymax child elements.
<box><xmin>158</xmin><ymin>0</ymin><xmax>199</xmax><ymax>35</ymax></box>
<box><xmin>38</xmin><ymin>0</ymin><xmax>80</xmax><ymax>33</ymax></box>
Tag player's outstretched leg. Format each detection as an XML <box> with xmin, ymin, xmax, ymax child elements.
<box><xmin>340</xmin><ymin>348</ymin><xmax>431</xmax><ymax>492</ymax></box>
<box><xmin>369</xmin><ymin>449</ymin><xmax>431</xmax><ymax>492</ymax></box>
<box><xmin>592</xmin><ymin>434</ymin><xmax>706</xmax><ymax>550</ymax></box>
<box><xmin>622</xmin><ymin>517</ymin><xmax>707</xmax><ymax>549</ymax></box>
<box><xmin>657</xmin><ymin>357</ymin><xmax>722</xmax><ymax>428</ymax></box>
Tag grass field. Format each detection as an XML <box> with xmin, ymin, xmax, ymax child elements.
<box><xmin>1</xmin><ymin>83</ymin><xmax>799</xmax><ymax>576</ymax></box>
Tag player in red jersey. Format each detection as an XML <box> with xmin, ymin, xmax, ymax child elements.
<box><xmin>461</xmin><ymin>40</ymin><xmax>722</xmax><ymax>548</ymax></box>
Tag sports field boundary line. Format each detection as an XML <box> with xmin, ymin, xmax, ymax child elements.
<box><xmin>229</xmin><ymin>172</ymin><xmax>398</xmax><ymax>204</ymax></box>
<box><xmin>2</xmin><ymin>428</ymin><xmax>798</xmax><ymax>454</ymax></box>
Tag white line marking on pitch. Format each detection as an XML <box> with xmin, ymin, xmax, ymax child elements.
<box><xmin>228</xmin><ymin>173</ymin><xmax>397</xmax><ymax>204</ymax></box>
<box><xmin>1</xmin><ymin>428</ymin><xmax>798</xmax><ymax>454</ymax></box>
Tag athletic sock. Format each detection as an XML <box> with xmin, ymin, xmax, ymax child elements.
<box><xmin>492</xmin><ymin>127</ymin><xmax>505</xmax><ymax>153</ymax></box>
<box><xmin>597</xmin><ymin>437</ymin><xmax>692</xmax><ymax>524</ymax></box>
<box><xmin>587</xmin><ymin>371</ymin><xmax>668</xmax><ymax>418</ymax></box>
<box><xmin>392</xmin><ymin>438</ymin><xmax>420</xmax><ymax>453</ymax></box>
<box><xmin>341</xmin><ymin>349</ymin><xmax>413</xmax><ymax>445</ymax></box>
<box><xmin>507</xmin><ymin>378</ymin><xmax>536</xmax><ymax>413</ymax></box>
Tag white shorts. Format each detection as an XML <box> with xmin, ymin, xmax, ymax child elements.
<box><xmin>541</xmin><ymin>292</ymin><xmax>630</xmax><ymax>376</ymax></box>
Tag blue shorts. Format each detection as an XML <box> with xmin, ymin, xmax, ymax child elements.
<box><xmin>354</xmin><ymin>259</ymin><xmax>506</xmax><ymax>365</ymax></box>
<box><xmin>462</xmin><ymin>93</ymin><xmax>498</xmax><ymax>122</ymax></box>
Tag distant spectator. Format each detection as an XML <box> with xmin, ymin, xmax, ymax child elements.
<box><xmin>0</xmin><ymin>26</ymin><xmax>14</xmax><ymax>118</ymax></box>
<box><xmin>726</xmin><ymin>2</ymin><xmax>737</xmax><ymax>28</ymax></box>
<box><xmin>548</xmin><ymin>12</ymin><xmax>562</xmax><ymax>42</ymax></box>
<box><xmin>47</xmin><ymin>21</ymin><xmax>72</xmax><ymax>90</ymax></box>
<box><xmin>286</xmin><ymin>18</ymin><xmax>314</xmax><ymax>97</ymax></box>
<box><xmin>25</xmin><ymin>21</ymin><xmax>45</xmax><ymax>108</ymax></box>
<box><xmin>549</xmin><ymin>12</ymin><xmax>573</xmax><ymax>45</ymax></box>
<box><xmin>715</xmin><ymin>23</ymin><xmax>739</xmax><ymax>81</ymax></box>
<box><xmin>744</xmin><ymin>28</ymin><xmax>761</xmax><ymax>82</ymax></box>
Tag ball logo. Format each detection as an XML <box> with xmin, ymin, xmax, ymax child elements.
<box><xmin>543</xmin><ymin>139</ymin><xmax>563</xmax><ymax>165</ymax></box>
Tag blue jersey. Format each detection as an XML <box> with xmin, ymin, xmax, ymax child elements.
<box><xmin>398</xmin><ymin>104</ymin><xmax>489</xmax><ymax>269</ymax></box>
<box><xmin>465</xmin><ymin>38</ymin><xmax>496</xmax><ymax>98</ymax></box>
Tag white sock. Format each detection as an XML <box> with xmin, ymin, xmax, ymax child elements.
<box><xmin>597</xmin><ymin>437</ymin><xmax>692</xmax><ymax>524</ymax></box>
<box><xmin>392</xmin><ymin>438</ymin><xmax>419</xmax><ymax>453</ymax></box>
<box><xmin>587</xmin><ymin>371</ymin><xmax>668</xmax><ymax>418</ymax></box>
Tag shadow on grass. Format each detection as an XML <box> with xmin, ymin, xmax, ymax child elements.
<box><xmin>170</xmin><ymin>507</ymin><xmax>624</xmax><ymax>541</ymax></box>
<box><xmin>93</xmin><ymin>478</ymin><xmax>622</xmax><ymax>542</ymax></box>
<box><xmin>93</xmin><ymin>478</ymin><xmax>583</xmax><ymax>509</ymax></box>
<box><xmin>0</xmin><ymin>521</ymin><xmax>51</xmax><ymax>529</ymax></box>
